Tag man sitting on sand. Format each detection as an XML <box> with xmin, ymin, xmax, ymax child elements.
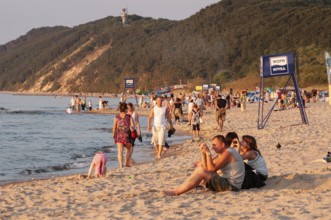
<box><xmin>163</xmin><ymin>135</ymin><xmax>245</xmax><ymax>196</ymax></box>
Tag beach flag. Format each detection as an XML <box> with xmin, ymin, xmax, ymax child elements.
<box><xmin>324</xmin><ymin>51</ymin><xmax>331</xmax><ymax>105</ymax></box>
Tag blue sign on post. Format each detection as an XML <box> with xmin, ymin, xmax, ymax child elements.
<box><xmin>260</xmin><ymin>52</ymin><xmax>295</xmax><ymax>78</ymax></box>
<box><xmin>258</xmin><ymin>52</ymin><xmax>308</xmax><ymax>129</ymax></box>
<box><xmin>124</xmin><ymin>78</ymin><xmax>135</xmax><ymax>88</ymax></box>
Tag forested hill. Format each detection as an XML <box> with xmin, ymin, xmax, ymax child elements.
<box><xmin>0</xmin><ymin>0</ymin><xmax>330</xmax><ymax>93</ymax></box>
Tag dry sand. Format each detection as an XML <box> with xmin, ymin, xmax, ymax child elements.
<box><xmin>1</xmin><ymin>101</ymin><xmax>331</xmax><ymax>219</ymax></box>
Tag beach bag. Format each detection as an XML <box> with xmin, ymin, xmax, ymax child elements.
<box><xmin>131</xmin><ymin>129</ymin><xmax>138</xmax><ymax>139</ymax></box>
<box><xmin>199</xmin><ymin>117</ymin><xmax>203</xmax><ymax>124</ymax></box>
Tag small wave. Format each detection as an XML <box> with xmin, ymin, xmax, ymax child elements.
<box><xmin>89</xmin><ymin>128</ymin><xmax>113</xmax><ymax>133</ymax></box>
<box><xmin>100</xmin><ymin>146</ymin><xmax>114</xmax><ymax>153</ymax></box>
<box><xmin>9</xmin><ymin>110</ymin><xmax>52</xmax><ymax>115</ymax></box>
<box><xmin>20</xmin><ymin>163</ymin><xmax>74</xmax><ymax>175</ymax></box>
<box><xmin>0</xmin><ymin>107</ymin><xmax>8</xmax><ymax>111</ymax></box>
<box><xmin>70</xmin><ymin>153</ymin><xmax>88</xmax><ymax>160</ymax></box>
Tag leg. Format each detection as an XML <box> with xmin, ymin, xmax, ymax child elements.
<box><xmin>157</xmin><ymin>145</ymin><xmax>163</xmax><ymax>159</ymax></box>
<box><xmin>220</xmin><ymin>119</ymin><xmax>224</xmax><ymax>131</ymax></box>
<box><xmin>215</xmin><ymin>112</ymin><xmax>220</xmax><ymax>130</ymax></box>
<box><xmin>125</xmin><ymin>143</ymin><xmax>133</xmax><ymax>167</ymax></box>
<box><xmin>117</xmin><ymin>143</ymin><xmax>124</xmax><ymax>168</ymax></box>
<box><xmin>163</xmin><ymin>166</ymin><xmax>213</xmax><ymax>196</ymax></box>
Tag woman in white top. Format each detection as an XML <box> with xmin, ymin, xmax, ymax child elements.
<box><xmin>238</xmin><ymin>135</ymin><xmax>268</xmax><ymax>189</ymax></box>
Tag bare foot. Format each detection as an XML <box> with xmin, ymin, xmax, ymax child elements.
<box><xmin>161</xmin><ymin>190</ymin><xmax>178</xmax><ymax>196</ymax></box>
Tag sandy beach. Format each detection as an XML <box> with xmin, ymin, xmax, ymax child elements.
<box><xmin>1</xmin><ymin>100</ymin><xmax>331</xmax><ymax>219</ymax></box>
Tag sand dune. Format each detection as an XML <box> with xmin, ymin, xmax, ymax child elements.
<box><xmin>1</xmin><ymin>100</ymin><xmax>330</xmax><ymax>219</ymax></box>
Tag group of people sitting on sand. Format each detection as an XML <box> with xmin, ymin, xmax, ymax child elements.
<box><xmin>163</xmin><ymin>132</ymin><xmax>268</xmax><ymax>196</ymax></box>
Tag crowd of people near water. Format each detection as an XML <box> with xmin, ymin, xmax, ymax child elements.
<box><xmin>77</xmin><ymin>86</ymin><xmax>325</xmax><ymax>195</ymax></box>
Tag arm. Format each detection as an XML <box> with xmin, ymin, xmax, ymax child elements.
<box><xmin>215</xmin><ymin>99</ymin><xmax>219</xmax><ymax>110</ymax></box>
<box><xmin>199</xmin><ymin>144</ymin><xmax>218</xmax><ymax>172</ymax></box>
<box><xmin>200</xmin><ymin>149</ymin><xmax>207</xmax><ymax>169</ymax></box>
<box><xmin>87</xmin><ymin>159</ymin><xmax>95</xmax><ymax>178</ymax></box>
<box><xmin>135</xmin><ymin>113</ymin><xmax>141</xmax><ymax>136</ymax></box>
<box><xmin>147</xmin><ymin>109</ymin><xmax>154</xmax><ymax>132</ymax></box>
<box><xmin>188</xmin><ymin>111</ymin><xmax>193</xmax><ymax>122</ymax></box>
<box><xmin>241</xmin><ymin>150</ymin><xmax>257</xmax><ymax>160</ymax></box>
<box><xmin>130</xmin><ymin>115</ymin><xmax>135</xmax><ymax>130</ymax></box>
<box><xmin>112</xmin><ymin>118</ymin><xmax>117</xmax><ymax>138</ymax></box>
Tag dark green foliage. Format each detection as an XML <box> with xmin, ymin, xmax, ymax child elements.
<box><xmin>0</xmin><ymin>0</ymin><xmax>330</xmax><ymax>92</ymax></box>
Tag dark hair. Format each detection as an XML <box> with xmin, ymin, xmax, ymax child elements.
<box><xmin>119</xmin><ymin>102</ymin><xmax>128</xmax><ymax>112</ymax></box>
<box><xmin>242</xmin><ymin>135</ymin><xmax>262</xmax><ymax>156</ymax></box>
<box><xmin>225</xmin><ymin>132</ymin><xmax>239</xmax><ymax>146</ymax></box>
<box><xmin>212</xmin><ymin>135</ymin><xmax>227</xmax><ymax>146</ymax></box>
<box><xmin>127</xmin><ymin>102</ymin><xmax>134</xmax><ymax>108</ymax></box>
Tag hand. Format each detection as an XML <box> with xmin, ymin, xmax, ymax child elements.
<box><xmin>147</xmin><ymin>126</ymin><xmax>150</xmax><ymax>132</ymax></box>
<box><xmin>199</xmin><ymin>143</ymin><xmax>211</xmax><ymax>154</ymax></box>
<box><xmin>193</xmin><ymin>160</ymin><xmax>201</xmax><ymax>167</ymax></box>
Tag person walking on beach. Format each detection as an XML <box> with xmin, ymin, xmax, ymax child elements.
<box><xmin>215</xmin><ymin>95</ymin><xmax>227</xmax><ymax>131</ymax></box>
<box><xmin>173</xmin><ymin>98</ymin><xmax>182</xmax><ymax>124</ymax></box>
<box><xmin>148</xmin><ymin>96</ymin><xmax>174</xmax><ymax>159</ymax></box>
<box><xmin>113</xmin><ymin>102</ymin><xmax>135</xmax><ymax>168</ymax></box>
<box><xmin>195</xmin><ymin>94</ymin><xmax>205</xmax><ymax>114</ymax></box>
<box><xmin>98</xmin><ymin>96</ymin><xmax>103</xmax><ymax>110</ymax></box>
<box><xmin>240</xmin><ymin>91</ymin><xmax>247</xmax><ymax>112</ymax></box>
<box><xmin>138</xmin><ymin>95</ymin><xmax>144</xmax><ymax>108</ymax></box>
<box><xmin>188</xmin><ymin>104</ymin><xmax>202</xmax><ymax>140</ymax></box>
<box><xmin>70</xmin><ymin>96</ymin><xmax>75</xmax><ymax>110</ymax></box>
<box><xmin>81</xmin><ymin>96</ymin><xmax>86</xmax><ymax>111</ymax></box>
<box><xmin>226</xmin><ymin>91</ymin><xmax>231</xmax><ymax>109</ymax></box>
<box><xmin>162</xmin><ymin>135</ymin><xmax>245</xmax><ymax>196</ymax></box>
<box><xmin>88</xmin><ymin>100</ymin><xmax>92</xmax><ymax>111</ymax></box>
<box><xmin>127</xmin><ymin>102</ymin><xmax>141</xmax><ymax>160</ymax></box>
<box><xmin>75</xmin><ymin>95</ymin><xmax>80</xmax><ymax>112</ymax></box>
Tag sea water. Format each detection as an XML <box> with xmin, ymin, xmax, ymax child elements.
<box><xmin>0</xmin><ymin>93</ymin><xmax>189</xmax><ymax>185</ymax></box>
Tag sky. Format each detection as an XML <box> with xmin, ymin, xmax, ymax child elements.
<box><xmin>0</xmin><ymin>0</ymin><xmax>220</xmax><ymax>45</ymax></box>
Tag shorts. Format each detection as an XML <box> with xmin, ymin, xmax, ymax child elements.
<box><xmin>206</xmin><ymin>173</ymin><xmax>239</xmax><ymax>192</ymax></box>
<box><xmin>216</xmin><ymin>108</ymin><xmax>226</xmax><ymax>121</ymax></box>
<box><xmin>152</xmin><ymin>125</ymin><xmax>166</xmax><ymax>147</ymax></box>
<box><xmin>192</xmin><ymin>124</ymin><xmax>200</xmax><ymax>131</ymax></box>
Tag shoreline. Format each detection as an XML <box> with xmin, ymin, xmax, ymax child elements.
<box><xmin>1</xmin><ymin>101</ymin><xmax>331</xmax><ymax>219</ymax></box>
<box><xmin>0</xmin><ymin>106</ymin><xmax>192</xmax><ymax>187</ymax></box>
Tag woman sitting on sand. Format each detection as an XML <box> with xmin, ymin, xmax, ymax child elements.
<box><xmin>238</xmin><ymin>135</ymin><xmax>268</xmax><ymax>189</ymax></box>
<box><xmin>113</xmin><ymin>102</ymin><xmax>135</xmax><ymax>168</ymax></box>
<box><xmin>163</xmin><ymin>135</ymin><xmax>245</xmax><ymax>196</ymax></box>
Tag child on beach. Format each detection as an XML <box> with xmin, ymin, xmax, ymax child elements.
<box><xmin>238</xmin><ymin>135</ymin><xmax>268</xmax><ymax>189</ymax></box>
<box><xmin>87</xmin><ymin>152</ymin><xmax>107</xmax><ymax>178</ymax></box>
<box><xmin>188</xmin><ymin>104</ymin><xmax>202</xmax><ymax>140</ymax></box>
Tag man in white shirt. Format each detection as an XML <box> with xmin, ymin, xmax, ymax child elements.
<box><xmin>148</xmin><ymin>96</ymin><xmax>174</xmax><ymax>159</ymax></box>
